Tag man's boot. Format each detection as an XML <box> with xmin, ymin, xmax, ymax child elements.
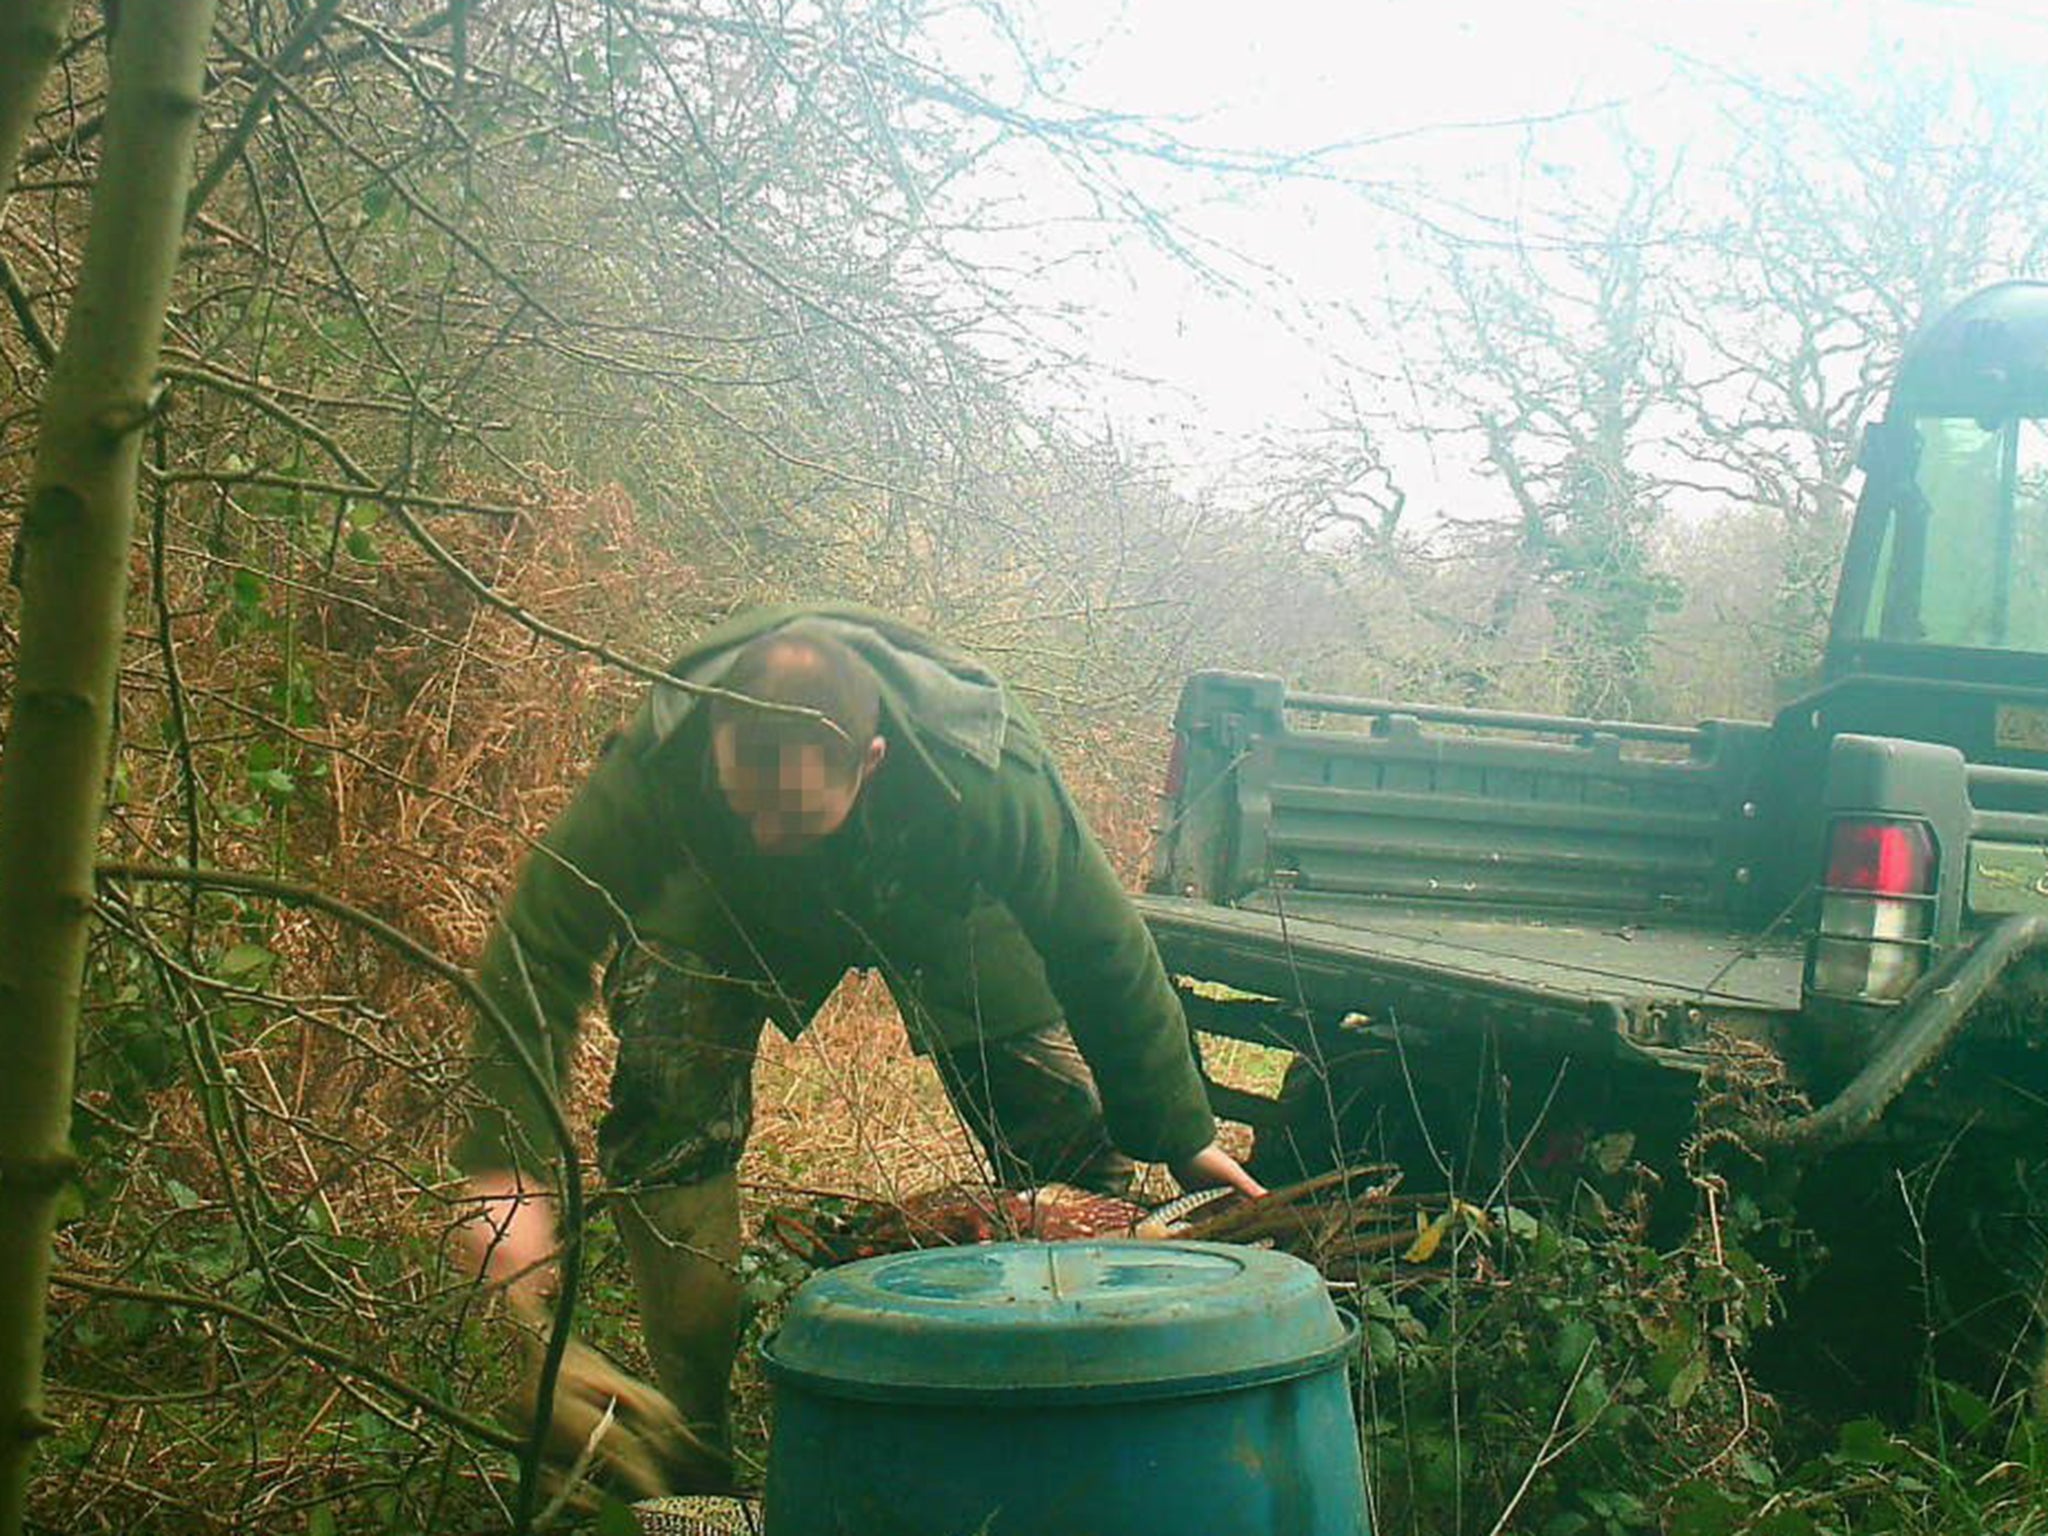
<box><xmin>614</xmin><ymin>1171</ymin><xmax>744</xmax><ymax>1491</ymax></box>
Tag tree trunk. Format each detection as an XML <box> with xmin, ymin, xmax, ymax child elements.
<box><xmin>0</xmin><ymin>0</ymin><xmax>69</xmax><ymax>216</ymax></box>
<box><xmin>0</xmin><ymin>1</ymin><xmax>217</xmax><ymax>1528</ymax></box>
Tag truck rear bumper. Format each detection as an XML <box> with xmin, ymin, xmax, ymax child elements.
<box><xmin>1765</xmin><ymin>915</ymin><xmax>2048</xmax><ymax>1152</ymax></box>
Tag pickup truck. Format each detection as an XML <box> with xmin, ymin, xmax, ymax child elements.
<box><xmin>1141</xmin><ymin>281</ymin><xmax>2048</xmax><ymax>1414</ymax></box>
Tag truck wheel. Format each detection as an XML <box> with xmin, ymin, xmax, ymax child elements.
<box><xmin>1747</xmin><ymin>1137</ymin><xmax>2048</xmax><ymax>1423</ymax></box>
<box><xmin>1249</xmin><ymin>1044</ymin><xmax>1445</xmax><ymax>1187</ymax></box>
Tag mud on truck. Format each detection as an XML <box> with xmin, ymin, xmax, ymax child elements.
<box><xmin>1143</xmin><ymin>281</ymin><xmax>2048</xmax><ymax>1416</ymax></box>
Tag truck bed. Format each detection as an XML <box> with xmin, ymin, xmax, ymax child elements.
<box><xmin>1145</xmin><ymin>673</ymin><xmax>1816</xmax><ymax>1065</ymax></box>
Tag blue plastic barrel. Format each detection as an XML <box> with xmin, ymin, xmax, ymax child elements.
<box><xmin>760</xmin><ymin>1239</ymin><xmax>1367</xmax><ymax>1535</ymax></box>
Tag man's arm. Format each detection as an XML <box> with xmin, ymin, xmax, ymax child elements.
<box><xmin>968</xmin><ymin>739</ymin><xmax>1262</xmax><ymax>1197</ymax></box>
<box><xmin>455</xmin><ymin>715</ymin><xmax>673</xmax><ymax>1183</ymax></box>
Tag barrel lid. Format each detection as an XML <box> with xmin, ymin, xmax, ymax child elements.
<box><xmin>762</xmin><ymin>1239</ymin><xmax>1348</xmax><ymax>1401</ymax></box>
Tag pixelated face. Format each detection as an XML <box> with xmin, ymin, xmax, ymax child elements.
<box><xmin>711</xmin><ymin>723</ymin><xmax>882</xmax><ymax>855</ymax></box>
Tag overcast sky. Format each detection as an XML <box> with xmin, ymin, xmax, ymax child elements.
<box><xmin>962</xmin><ymin>0</ymin><xmax>2048</xmax><ymax>476</ymax></box>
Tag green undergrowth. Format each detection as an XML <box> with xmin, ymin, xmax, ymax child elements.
<box><xmin>1344</xmin><ymin>1180</ymin><xmax>2048</xmax><ymax>1536</ymax></box>
<box><xmin>36</xmin><ymin>1111</ymin><xmax>2048</xmax><ymax>1532</ymax></box>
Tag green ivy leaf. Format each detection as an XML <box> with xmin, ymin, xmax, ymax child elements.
<box><xmin>1729</xmin><ymin>1449</ymin><xmax>1775</xmax><ymax>1490</ymax></box>
<box><xmin>1667</xmin><ymin>1353</ymin><xmax>1708</xmax><ymax>1408</ymax></box>
<box><xmin>1667</xmin><ymin>1482</ymin><xmax>1742</xmax><ymax>1536</ymax></box>
<box><xmin>1555</xmin><ymin>1316</ymin><xmax>1597</xmax><ymax>1374</ymax></box>
<box><xmin>249</xmin><ymin>766</ymin><xmax>296</xmax><ymax>800</ymax></box>
<box><xmin>189</xmin><ymin>1238</ymin><xmax>242</xmax><ymax>1283</ymax></box>
<box><xmin>1935</xmin><ymin>1379</ymin><xmax>1993</xmax><ymax>1436</ymax></box>
<box><xmin>1569</xmin><ymin>1362</ymin><xmax>1612</xmax><ymax>1431</ymax></box>
<box><xmin>218</xmin><ymin>942</ymin><xmax>275</xmax><ymax>981</ymax></box>
<box><xmin>1835</xmin><ymin>1416</ymin><xmax>1898</xmax><ymax>1465</ymax></box>
<box><xmin>1645</xmin><ymin>1341</ymin><xmax>1683</xmax><ymax>1391</ymax></box>
<box><xmin>1359</xmin><ymin>1287</ymin><xmax>1404</xmax><ymax>1321</ymax></box>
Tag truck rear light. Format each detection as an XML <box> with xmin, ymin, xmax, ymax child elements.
<box><xmin>1825</xmin><ymin>821</ymin><xmax>1932</xmax><ymax>895</ymax></box>
<box><xmin>1810</xmin><ymin>818</ymin><xmax>1937</xmax><ymax>1003</ymax></box>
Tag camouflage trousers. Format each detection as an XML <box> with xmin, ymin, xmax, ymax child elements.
<box><xmin>597</xmin><ymin>943</ymin><xmax>1134</xmax><ymax>1199</ymax></box>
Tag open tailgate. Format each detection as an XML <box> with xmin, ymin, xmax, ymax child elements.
<box><xmin>1141</xmin><ymin>891</ymin><xmax>1805</xmax><ymax>1061</ymax></box>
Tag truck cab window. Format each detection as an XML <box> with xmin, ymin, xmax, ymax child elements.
<box><xmin>1865</xmin><ymin>415</ymin><xmax>2048</xmax><ymax>652</ymax></box>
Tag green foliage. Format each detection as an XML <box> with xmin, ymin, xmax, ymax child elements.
<box><xmin>1350</xmin><ymin>1157</ymin><xmax>2048</xmax><ymax>1536</ymax></box>
<box><xmin>1659</xmin><ymin>1406</ymin><xmax>2048</xmax><ymax>1535</ymax></box>
<box><xmin>1356</xmin><ymin>1191</ymin><xmax>1779</xmax><ymax>1536</ymax></box>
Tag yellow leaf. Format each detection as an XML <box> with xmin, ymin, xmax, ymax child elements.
<box><xmin>1404</xmin><ymin>1211</ymin><xmax>1449</xmax><ymax>1263</ymax></box>
<box><xmin>1452</xmin><ymin>1199</ymin><xmax>1493</xmax><ymax>1232</ymax></box>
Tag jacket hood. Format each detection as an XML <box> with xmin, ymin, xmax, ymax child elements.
<box><xmin>644</xmin><ymin>603</ymin><xmax>1009</xmax><ymax>793</ymax></box>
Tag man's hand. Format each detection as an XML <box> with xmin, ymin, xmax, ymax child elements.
<box><xmin>1169</xmin><ymin>1141</ymin><xmax>1267</xmax><ymax>1200</ymax></box>
<box><xmin>459</xmin><ymin>1173</ymin><xmax>729</xmax><ymax>1498</ymax></box>
<box><xmin>458</xmin><ymin>1169</ymin><xmax>560</xmax><ymax>1318</ymax></box>
<box><xmin>516</xmin><ymin>1337</ymin><xmax>726</xmax><ymax>1501</ymax></box>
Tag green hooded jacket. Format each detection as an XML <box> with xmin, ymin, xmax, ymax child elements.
<box><xmin>455</xmin><ymin>602</ymin><xmax>1217</xmax><ymax>1177</ymax></box>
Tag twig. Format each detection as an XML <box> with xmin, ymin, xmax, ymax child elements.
<box><xmin>1484</xmin><ymin>1342</ymin><xmax>1602</xmax><ymax>1536</ymax></box>
<box><xmin>92</xmin><ymin>860</ymin><xmax>584</xmax><ymax>1534</ymax></box>
<box><xmin>48</xmin><ymin>1271</ymin><xmax>522</xmax><ymax>1452</ymax></box>
<box><xmin>530</xmin><ymin>1397</ymin><xmax>614</xmax><ymax>1534</ymax></box>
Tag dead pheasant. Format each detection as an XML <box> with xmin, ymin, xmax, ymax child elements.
<box><xmin>762</xmin><ymin>1183</ymin><xmax>1161</xmax><ymax>1267</ymax></box>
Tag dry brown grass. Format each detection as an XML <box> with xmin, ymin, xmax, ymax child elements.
<box><xmin>749</xmin><ymin>973</ymin><xmax>982</xmax><ymax>1199</ymax></box>
<box><xmin>744</xmin><ymin>980</ymin><xmax>1278</xmax><ymax>1206</ymax></box>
